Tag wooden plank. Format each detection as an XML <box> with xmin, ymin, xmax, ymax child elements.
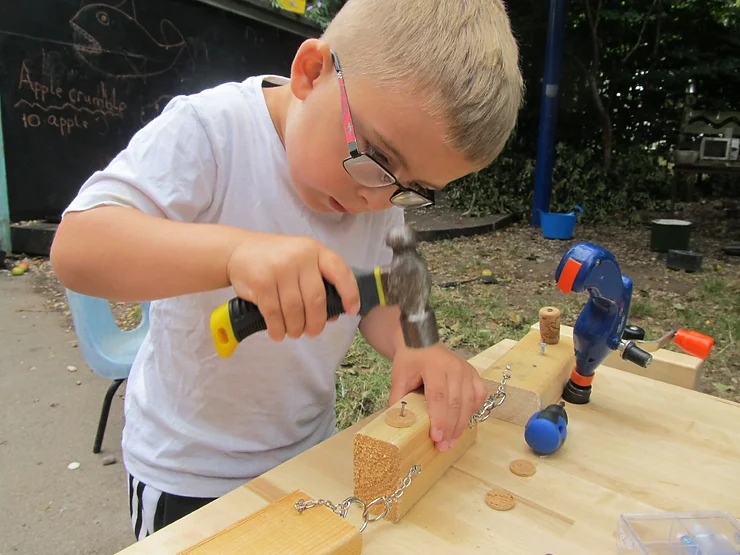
<box><xmin>353</xmin><ymin>392</ymin><xmax>478</xmax><ymax>523</ymax></box>
<box><xmin>117</xmin><ymin>487</ymin><xmax>278</xmax><ymax>554</ymax></box>
<box><xmin>115</xmin><ymin>338</ymin><xmax>740</xmax><ymax>554</ymax></box>
<box><xmin>477</xmin><ymin>329</ymin><xmax>574</xmax><ymax>426</ymax></box>
<box><xmin>529</xmin><ymin>323</ymin><xmax>703</xmax><ymax>390</ymax></box>
<box><xmin>179</xmin><ymin>489</ymin><xmax>361</xmax><ymax>555</ymax></box>
<box><xmin>349</xmin><ymin>339</ymin><xmax>518</xmax><ymax>524</ymax></box>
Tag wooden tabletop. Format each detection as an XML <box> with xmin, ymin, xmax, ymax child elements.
<box><xmin>118</xmin><ymin>338</ymin><xmax>740</xmax><ymax>554</ymax></box>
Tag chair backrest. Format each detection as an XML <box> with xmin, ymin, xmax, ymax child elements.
<box><xmin>65</xmin><ymin>289</ymin><xmax>151</xmax><ymax>380</ymax></box>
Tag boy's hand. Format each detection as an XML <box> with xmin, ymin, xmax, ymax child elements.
<box><xmin>388</xmin><ymin>343</ymin><xmax>489</xmax><ymax>451</ymax></box>
<box><xmin>226</xmin><ymin>234</ymin><xmax>360</xmax><ymax>341</ymax></box>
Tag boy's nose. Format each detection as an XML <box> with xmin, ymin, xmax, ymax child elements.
<box><xmin>358</xmin><ymin>186</ymin><xmax>394</xmax><ymax>211</ymax></box>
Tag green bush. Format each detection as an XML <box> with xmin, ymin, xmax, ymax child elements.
<box><xmin>446</xmin><ymin>142</ymin><xmax>674</xmax><ymax>224</ymax></box>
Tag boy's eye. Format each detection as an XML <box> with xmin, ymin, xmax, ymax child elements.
<box><xmin>407</xmin><ymin>181</ymin><xmax>424</xmax><ymax>194</ymax></box>
<box><xmin>365</xmin><ymin>142</ymin><xmax>390</xmax><ymax>166</ymax></box>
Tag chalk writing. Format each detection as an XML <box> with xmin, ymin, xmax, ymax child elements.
<box><xmin>70</xmin><ymin>0</ymin><xmax>186</xmax><ymax>79</ymax></box>
<box><xmin>14</xmin><ymin>51</ymin><xmax>128</xmax><ymax>137</ymax></box>
<box><xmin>21</xmin><ymin>112</ymin><xmax>90</xmax><ymax>136</ymax></box>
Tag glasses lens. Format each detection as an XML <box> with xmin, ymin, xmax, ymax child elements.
<box><xmin>391</xmin><ymin>189</ymin><xmax>433</xmax><ymax>208</ymax></box>
<box><xmin>343</xmin><ymin>155</ymin><xmax>396</xmax><ymax>187</ymax></box>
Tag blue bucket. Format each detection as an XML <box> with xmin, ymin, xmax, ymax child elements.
<box><xmin>539</xmin><ymin>205</ymin><xmax>584</xmax><ymax>240</ymax></box>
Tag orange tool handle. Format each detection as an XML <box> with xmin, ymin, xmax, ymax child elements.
<box><xmin>674</xmin><ymin>329</ymin><xmax>715</xmax><ymax>360</ymax></box>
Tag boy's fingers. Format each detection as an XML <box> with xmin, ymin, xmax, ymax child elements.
<box><xmin>388</xmin><ymin>372</ymin><xmax>418</xmax><ymax>407</ymax></box>
<box><xmin>473</xmin><ymin>374</ymin><xmax>489</xmax><ymax>409</ymax></box>
<box><xmin>442</xmin><ymin>373</ymin><xmax>462</xmax><ymax>446</ymax></box>
<box><xmin>299</xmin><ymin>265</ymin><xmax>327</xmax><ymax>337</ymax></box>
<box><xmin>255</xmin><ymin>281</ymin><xmax>286</xmax><ymax>342</ymax></box>
<box><xmin>278</xmin><ymin>273</ymin><xmax>305</xmax><ymax>339</ymax></box>
<box><xmin>423</xmin><ymin>371</ymin><xmax>447</xmax><ymax>445</ymax></box>
<box><xmin>317</xmin><ymin>250</ymin><xmax>360</xmax><ymax>316</ymax></box>
<box><xmin>453</xmin><ymin>369</ymin><xmax>476</xmax><ymax>443</ymax></box>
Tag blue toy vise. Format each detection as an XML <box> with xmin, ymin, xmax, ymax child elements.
<box><xmin>555</xmin><ymin>243</ymin><xmax>652</xmax><ymax>404</ymax></box>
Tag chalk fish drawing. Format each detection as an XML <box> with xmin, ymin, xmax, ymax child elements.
<box><xmin>70</xmin><ymin>0</ymin><xmax>186</xmax><ymax>79</ymax></box>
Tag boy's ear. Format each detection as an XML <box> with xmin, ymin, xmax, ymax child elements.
<box><xmin>290</xmin><ymin>39</ymin><xmax>333</xmax><ymax>101</ymax></box>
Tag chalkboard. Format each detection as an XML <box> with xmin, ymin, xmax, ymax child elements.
<box><xmin>0</xmin><ymin>0</ymin><xmax>316</xmax><ymax>222</ymax></box>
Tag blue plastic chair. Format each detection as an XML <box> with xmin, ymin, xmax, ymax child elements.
<box><xmin>65</xmin><ymin>289</ymin><xmax>151</xmax><ymax>453</ymax></box>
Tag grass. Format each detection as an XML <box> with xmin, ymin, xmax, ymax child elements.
<box><xmin>333</xmin><ymin>221</ymin><xmax>740</xmax><ymax>431</ymax></box>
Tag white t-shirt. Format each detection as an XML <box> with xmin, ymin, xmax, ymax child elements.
<box><xmin>63</xmin><ymin>75</ymin><xmax>404</xmax><ymax>498</ymax></box>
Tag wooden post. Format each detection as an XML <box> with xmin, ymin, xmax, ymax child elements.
<box><xmin>0</xmin><ymin>97</ymin><xmax>12</xmax><ymax>254</ymax></box>
<box><xmin>478</xmin><ymin>328</ymin><xmax>575</xmax><ymax>427</ymax></box>
<box><xmin>353</xmin><ymin>391</ymin><xmax>478</xmax><ymax>523</ymax></box>
<box><xmin>530</xmin><ymin>323</ymin><xmax>704</xmax><ymax>391</ymax></box>
<box><xmin>353</xmin><ymin>327</ymin><xmax>576</xmax><ymax>523</ymax></box>
<box><xmin>179</xmin><ymin>490</ymin><xmax>362</xmax><ymax>554</ymax></box>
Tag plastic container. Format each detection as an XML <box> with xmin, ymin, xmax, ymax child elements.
<box><xmin>667</xmin><ymin>249</ymin><xmax>703</xmax><ymax>272</ymax></box>
<box><xmin>616</xmin><ymin>510</ymin><xmax>740</xmax><ymax>554</ymax></box>
<box><xmin>650</xmin><ymin>219</ymin><xmax>693</xmax><ymax>252</ymax></box>
<box><xmin>540</xmin><ymin>205</ymin><xmax>584</xmax><ymax>240</ymax></box>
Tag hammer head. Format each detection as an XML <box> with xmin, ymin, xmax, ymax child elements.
<box><xmin>384</xmin><ymin>226</ymin><xmax>440</xmax><ymax>348</ymax></box>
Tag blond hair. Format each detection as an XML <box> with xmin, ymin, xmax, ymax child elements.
<box><xmin>321</xmin><ymin>0</ymin><xmax>524</xmax><ymax>169</ymax></box>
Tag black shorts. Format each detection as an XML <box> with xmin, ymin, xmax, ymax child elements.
<box><xmin>127</xmin><ymin>473</ymin><xmax>217</xmax><ymax>541</ymax></box>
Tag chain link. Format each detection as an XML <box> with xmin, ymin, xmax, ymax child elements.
<box><xmin>469</xmin><ymin>365</ymin><xmax>511</xmax><ymax>426</ymax></box>
<box><xmin>295</xmin><ymin>464</ymin><xmax>421</xmax><ymax>532</ymax></box>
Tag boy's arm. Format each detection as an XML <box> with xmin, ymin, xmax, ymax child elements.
<box><xmin>52</xmin><ymin>206</ymin><xmax>247</xmax><ymax>302</ymax></box>
<box><xmin>358</xmin><ymin>305</ymin><xmax>406</xmax><ymax>360</ymax></box>
<box><xmin>51</xmin><ymin>96</ymin><xmax>361</xmax><ymax>340</ymax></box>
<box><xmin>51</xmin><ymin>96</ymin><xmax>232</xmax><ymax>302</ymax></box>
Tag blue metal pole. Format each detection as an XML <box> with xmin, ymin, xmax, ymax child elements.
<box><xmin>532</xmin><ymin>0</ymin><xmax>567</xmax><ymax>227</ymax></box>
<box><xmin>0</xmin><ymin>97</ymin><xmax>11</xmax><ymax>253</ymax></box>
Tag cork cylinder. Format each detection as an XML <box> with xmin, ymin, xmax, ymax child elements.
<box><xmin>539</xmin><ymin>306</ymin><xmax>561</xmax><ymax>344</ymax></box>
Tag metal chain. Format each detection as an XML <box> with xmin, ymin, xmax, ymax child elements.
<box><xmin>469</xmin><ymin>365</ymin><xmax>512</xmax><ymax>426</ymax></box>
<box><xmin>294</xmin><ymin>464</ymin><xmax>421</xmax><ymax>532</ymax></box>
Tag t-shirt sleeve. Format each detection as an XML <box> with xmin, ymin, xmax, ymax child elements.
<box><xmin>63</xmin><ymin>96</ymin><xmax>219</xmax><ymax>223</ymax></box>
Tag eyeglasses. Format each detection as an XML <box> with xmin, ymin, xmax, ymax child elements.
<box><xmin>331</xmin><ymin>50</ymin><xmax>435</xmax><ymax>210</ymax></box>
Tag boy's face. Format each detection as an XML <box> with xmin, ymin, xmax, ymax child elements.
<box><xmin>278</xmin><ymin>40</ymin><xmax>477</xmax><ymax>215</ymax></box>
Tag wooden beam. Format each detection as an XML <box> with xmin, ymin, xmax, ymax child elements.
<box><xmin>353</xmin><ymin>331</ymin><xmax>574</xmax><ymax>524</ymax></box>
<box><xmin>477</xmin><ymin>329</ymin><xmax>575</xmax><ymax>427</ymax></box>
<box><xmin>178</xmin><ymin>490</ymin><xmax>361</xmax><ymax>554</ymax></box>
<box><xmin>529</xmin><ymin>323</ymin><xmax>704</xmax><ymax>390</ymax></box>
<box><xmin>353</xmin><ymin>391</ymin><xmax>477</xmax><ymax>523</ymax></box>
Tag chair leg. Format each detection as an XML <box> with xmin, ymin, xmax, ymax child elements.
<box><xmin>93</xmin><ymin>378</ymin><xmax>125</xmax><ymax>454</ymax></box>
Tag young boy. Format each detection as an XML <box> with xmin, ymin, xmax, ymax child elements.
<box><xmin>50</xmin><ymin>0</ymin><xmax>523</xmax><ymax>540</ymax></box>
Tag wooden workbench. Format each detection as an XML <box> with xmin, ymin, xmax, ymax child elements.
<box><xmin>117</xmin><ymin>338</ymin><xmax>740</xmax><ymax>554</ymax></box>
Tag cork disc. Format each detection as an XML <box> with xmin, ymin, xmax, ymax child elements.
<box><xmin>485</xmin><ymin>488</ymin><xmax>515</xmax><ymax>511</ymax></box>
<box><xmin>384</xmin><ymin>407</ymin><xmax>417</xmax><ymax>428</ymax></box>
<box><xmin>509</xmin><ymin>459</ymin><xmax>537</xmax><ymax>477</ymax></box>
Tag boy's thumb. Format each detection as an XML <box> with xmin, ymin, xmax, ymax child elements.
<box><xmin>388</xmin><ymin>376</ymin><xmax>413</xmax><ymax>406</ymax></box>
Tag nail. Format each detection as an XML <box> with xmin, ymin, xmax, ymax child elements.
<box><xmin>439</xmin><ymin>441</ymin><xmax>449</xmax><ymax>452</ymax></box>
<box><xmin>400</xmin><ymin>401</ymin><xmax>407</xmax><ymax>417</ymax></box>
<box><xmin>432</xmin><ymin>428</ymin><xmax>443</xmax><ymax>442</ymax></box>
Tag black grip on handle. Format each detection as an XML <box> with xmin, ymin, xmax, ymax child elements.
<box><xmin>229</xmin><ymin>280</ymin><xmax>347</xmax><ymax>342</ymax></box>
<box><xmin>621</xmin><ymin>342</ymin><xmax>653</xmax><ymax>368</ymax></box>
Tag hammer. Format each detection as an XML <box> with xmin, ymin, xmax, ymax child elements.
<box><xmin>210</xmin><ymin>225</ymin><xmax>440</xmax><ymax>357</ymax></box>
